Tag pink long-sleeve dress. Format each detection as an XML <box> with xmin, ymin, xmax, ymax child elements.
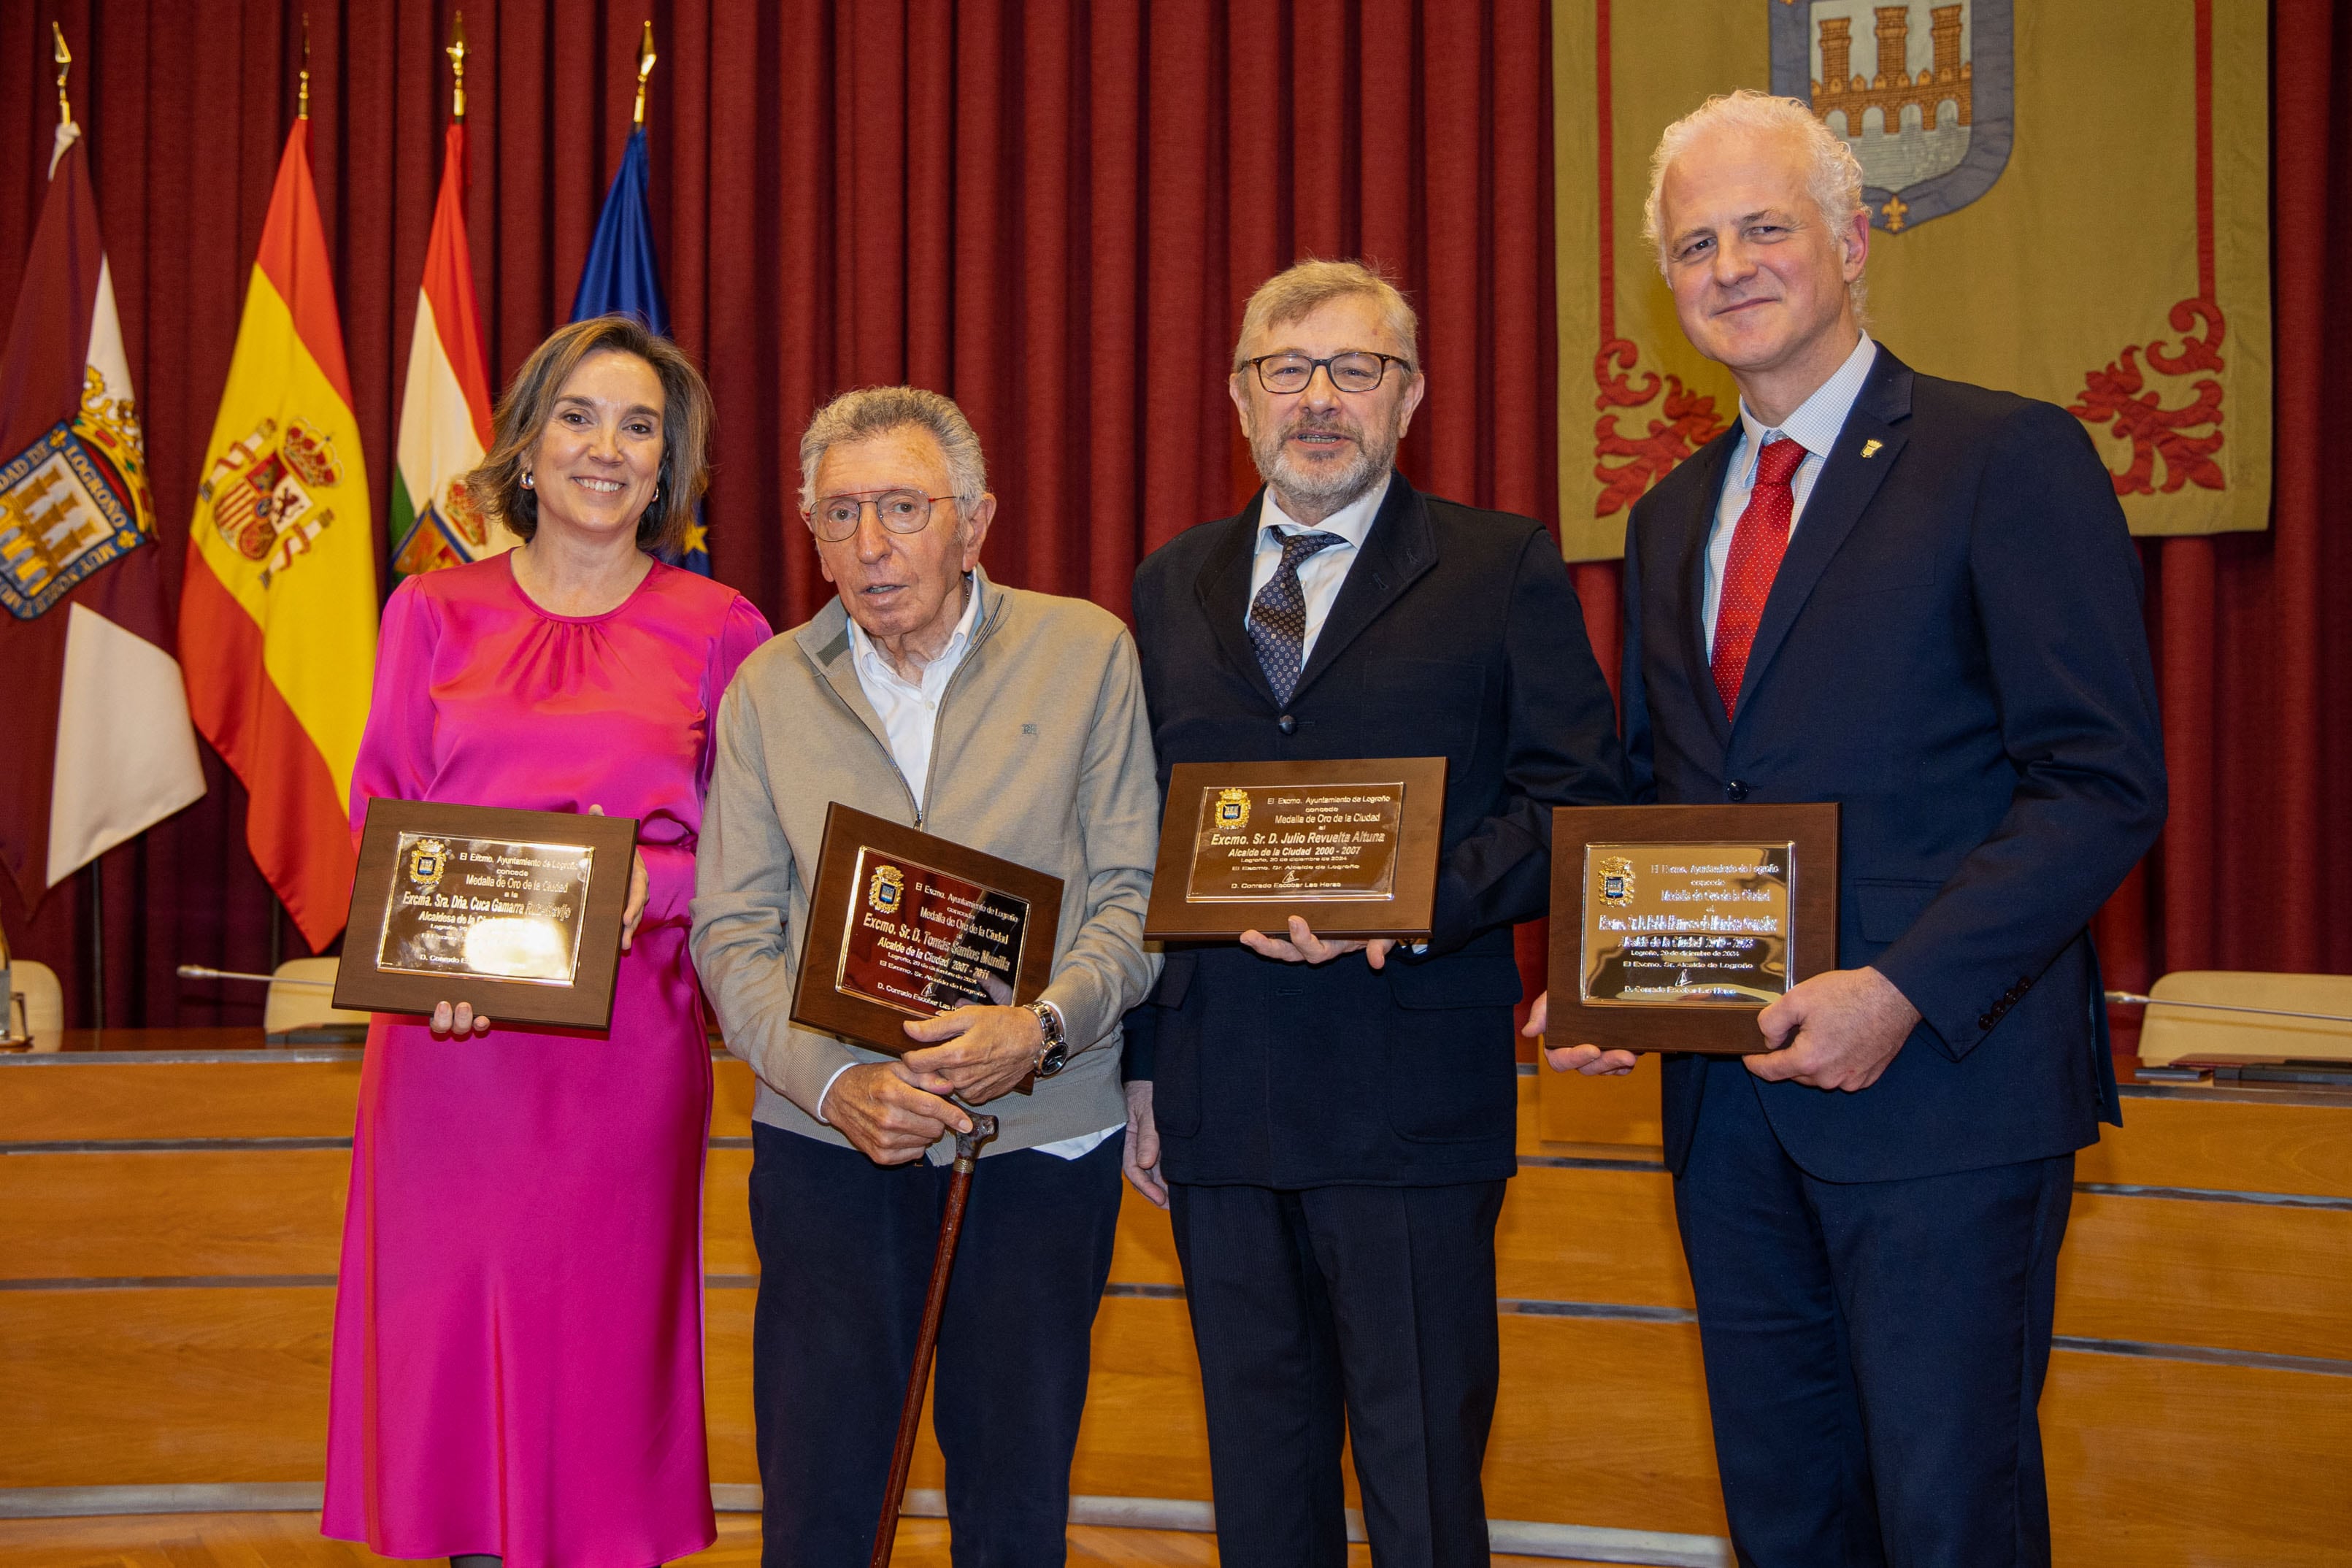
<box><xmin>323</xmin><ymin>553</ymin><xmax>771</xmax><ymax>1568</ymax></box>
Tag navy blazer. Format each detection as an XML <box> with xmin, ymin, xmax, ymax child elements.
<box><xmin>1626</xmin><ymin>346</ymin><xmax>2167</xmax><ymax>1183</ymax></box>
<box><xmin>1126</xmin><ymin>475</ymin><xmax>1629</xmax><ymax>1187</ymax></box>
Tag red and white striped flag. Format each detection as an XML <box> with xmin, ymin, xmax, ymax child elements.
<box><xmin>0</xmin><ymin>121</ymin><xmax>204</xmax><ymax>907</ymax></box>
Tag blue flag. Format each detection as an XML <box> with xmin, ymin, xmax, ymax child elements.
<box><xmin>572</xmin><ymin>127</ymin><xmax>710</xmax><ymax>574</ymax></box>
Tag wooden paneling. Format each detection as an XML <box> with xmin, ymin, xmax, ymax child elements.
<box><xmin>1483</xmin><ymin>1316</ymin><xmax>1726</xmax><ymax>1536</ymax></box>
<box><xmin>712</xmin><ymin>1056</ymin><xmax>757</xmax><ymax>1140</ymax></box>
<box><xmin>704</xmin><ymin>1287</ymin><xmax>758</xmax><ymax>1486</ymax></box>
<box><xmin>704</xmin><ymin>1147</ymin><xmax>756</xmax><ymax>1276</ymax></box>
<box><xmin>2080</xmin><ymin>1094</ymin><xmax>2352</xmax><ymax>1199</ymax></box>
<box><xmin>2043</xmin><ymin>1350</ymin><xmax>2352</xmax><ymax>1567</ymax></box>
<box><xmin>1496</xmin><ymin>1167</ymin><xmax>1694</xmax><ymax>1309</ymax></box>
<box><xmin>0</xmin><ymin>1513</ymin><xmax>1613</xmax><ymax>1567</ymax></box>
<box><xmin>0</xmin><ymin>1059</ymin><xmax>363</xmax><ymax>1142</ymax></box>
<box><xmin>1110</xmin><ymin>1187</ymin><xmax>1182</xmax><ymax>1285</ymax></box>
<box><xmin>0</xmin><ymin>1150</ymin><xmax>348</xmax><ymax>1280</ymax></box>
<box><xmin>2056</xmin><ymin>1191</ymin><xmax>2352</xmax><ymax>1362</ymax></box>
<box><xmin>9</xmin><ymin>1042</ymin><xmax>2350</xmax><ymax>1568</ymax></box>
<box><xmin>1534</xmin><ymin>1052</ymin><xmax>1664</xmax><ymax>1149</ymax></box>
<box><xmin>0</xmin><ymin>1287</ymin><xmax>333</xmax><ymax>1486</ymax></box>
<box><xmin>1067</xmin><ymin>1297</ymin><xmax>1216</xmax><ymax>1502</ymax></box>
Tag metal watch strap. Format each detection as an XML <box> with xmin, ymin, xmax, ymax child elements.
<box><xmin>1025</xmin><ymin>999</ymin><xmax>1067</xmax><ymax>1076</ymax></box>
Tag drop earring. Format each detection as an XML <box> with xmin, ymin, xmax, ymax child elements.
<box><xmin>521</xmin><ymin>471</ymin><xmax>535</xmax><ymax>489</ymax></box>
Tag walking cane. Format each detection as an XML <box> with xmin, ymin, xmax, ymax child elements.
<box><xmin>869</xmin><ymin>1112</ymin><xmax>999</xmax><ymax>1568</ymax></box>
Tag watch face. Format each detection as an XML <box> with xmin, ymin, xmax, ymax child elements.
<box><xmin>1039</xmin><ymin>1041</ymin><xmax>1069</xmax><ymax>1077</ymax></box>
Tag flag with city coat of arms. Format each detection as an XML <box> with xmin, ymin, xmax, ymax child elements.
<box><xmin>0</xmin><ymin>115</ymin><xmax>204</xmax><ymax>908</ymax></box>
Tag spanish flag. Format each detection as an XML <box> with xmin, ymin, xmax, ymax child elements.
<box><xmin>180</xmin><ymin>120</ymin><xmax>377</xmax><ymax>949</ymax></box>
<box><xmin>388</xmin><ymin>120</ymin><xmax>505</xmax><ymax>577</ymax></box>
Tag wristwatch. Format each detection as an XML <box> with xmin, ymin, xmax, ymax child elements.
<box><xmin>1024</xmin><ymin>999</ymin><xmax>1069</xmax><ymax>1078</ymax></box>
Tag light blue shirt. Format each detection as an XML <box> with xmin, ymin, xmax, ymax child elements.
<box><xmin>1246</xmin><ymin>473</ymin><xmax>1391</xmax><ymax>664</ymax></box>
<box><xmin>1704</xmin><ymin>333</ymin><xmax>1879</xmax><ymax>651</ymax></box>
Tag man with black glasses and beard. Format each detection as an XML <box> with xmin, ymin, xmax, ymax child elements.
<box><xmin>1120</xmin><ymin>260</ymin><xmax>1629</xmax><ymax>1567</ymax></box>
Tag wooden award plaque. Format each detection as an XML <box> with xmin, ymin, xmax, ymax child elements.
<box><xmin>791</xmin><ymin>804</ymin><xmax>1065</xmax><ymax>1056</ymax></box>
<box><xmin>334</xmin><ymin>800</ymin><xmax>641</xmax><ymax>1031</ymax></box>
<box><xmin>1544</xmin><ymin>802</ymin><xmax>1840</xmax><ymax>1055</ymax></box>
<box><xmin>1142</xmin><ymin>757</ymin><xmax>1448</xmax><ymax>942</ymax></box>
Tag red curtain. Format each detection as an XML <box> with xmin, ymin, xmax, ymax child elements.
<box><xmin>3</xmin><ymin>2</ymin><xmax>2344</xmax><ymax>1038</ymax></box>
<box><xmin>0</xmin><ymin>0</ymin><xmax>1556</xmax><ymax>1028</ymax></box>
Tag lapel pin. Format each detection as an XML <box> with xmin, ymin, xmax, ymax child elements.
<box><xmin>1859</xmin><ymin>439</ymin><xmax>1883</xmax><ymax>459</ymax></box>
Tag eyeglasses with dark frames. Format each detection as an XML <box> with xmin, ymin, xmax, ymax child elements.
<box><xmin>802</xmin><ymin>488</ymin><xmax>960</xmax><ymax>542</ymax></box>
<box><xmin>1240</xmin><ymin>351</ymin><xmax>1415</xmax><ymax>396</ymax></box>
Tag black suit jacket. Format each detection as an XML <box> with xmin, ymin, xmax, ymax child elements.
<box><xmin>1126</xmin><ymin>474</ymin><xmax>1629</xmax><ymax>1187</ymax></box>
<box><xmin>1625</xmin><ymin>345</ymin><xmax>2167</xmax><ymax>1183</ymax></box>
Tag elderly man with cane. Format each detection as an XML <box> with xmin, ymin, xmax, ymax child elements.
<box><xmin>691</xmin><ymin>387</ymin><xmax>1161</xmax><ymax>1565</ymax></box>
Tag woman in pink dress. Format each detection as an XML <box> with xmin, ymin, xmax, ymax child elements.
<box><xmin>324</xmin><ymin>316</ymin><xmax>771</xmax><ymax>1568</ymax></box>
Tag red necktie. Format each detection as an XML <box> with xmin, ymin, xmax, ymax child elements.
<box><xmin>1710</xmin><ymin>437</ymin><xmax>1807</xmax><ymax>719</ymax></box>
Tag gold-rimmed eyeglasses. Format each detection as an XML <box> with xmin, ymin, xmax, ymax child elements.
<box><xmin>1240</xmin><ymin>351</ymin><xmax>1414</xmax><ymax>396</ymax></box>
<box><xmin>802</xmin><ymin>488</ymin><xmax>960</xmax><ymax>542</ymax></box>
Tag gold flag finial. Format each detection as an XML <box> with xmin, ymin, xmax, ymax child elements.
<box><xmin>51</xmin><ymin>21</ymin><xmax>72</xmax><ymax>127</ymax></box>
<box><xmin>447</xmin><ymin>10</ymin><xmax>469</xmax><ymax>121</ymax></box>
<box><xmin>298</xmin><ymin>12</ymin><xmax>312</xmax><ymax>120</ymax></box>
<box><xmin>631</xmin><ymin>19</ymin><xmax>656</xmax><ymax>127</ymax></box>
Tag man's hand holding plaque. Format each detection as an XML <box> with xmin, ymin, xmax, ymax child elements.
<box><xmin>1239</xmin><ymin>914</ymin><xmax>1396</xmax><ymax>970</ymax></box>
<box><xmin>789</xmin><ymin>804</ymin><xmax>1065</xmax><ymax>1101</ymax></box>
<box><xmin>1537</xmin><ymin>802</ymin><xmax>1842</xmax><ymax>1058</ymax></box>
<box><xmin>1144</xmin><ymin>758</ymin><xmax>1448</xmax><ymax>944</ymax></box>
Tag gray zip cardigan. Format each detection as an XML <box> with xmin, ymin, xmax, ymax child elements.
<box><xmin>690</xmin><ymin>569</ymin><xmax>1161</xmax><ymax>1161</ymax></box>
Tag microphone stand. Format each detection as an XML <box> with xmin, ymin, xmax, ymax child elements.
<box><xmin>869</xmin><ymin>1111</ymin><xmax>998</xmax><ymax>1568</ymax></box>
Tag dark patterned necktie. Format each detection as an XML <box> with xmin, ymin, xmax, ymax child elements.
<box><xmin>1248</xmin><ymin>529</ymin><xmax>1348</xmax><ymax>704</ymax></box>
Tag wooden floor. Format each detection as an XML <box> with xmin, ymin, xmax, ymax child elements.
<box><xmin>0</xmin><ymin>1513</ymin><xmax>1612</xmax><ymax>1567</ymax></box>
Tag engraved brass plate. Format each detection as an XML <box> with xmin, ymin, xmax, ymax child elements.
<box><xmin>1183</xmin><ymin>781</ymin><xmax>1404</xmax><ymax>903</ymax></box>
<box><xmin>836</xmin><ymin>847</ymin><xmax>1032</xmax><ymax>1017</ymax></box>
<box><xmin>377</xmin><ymin>831</ymin><xmax>596</xmax><ymax>987</ymax></box>
<box><xmin>1579</xmin><ymin>841</ymin><xmax>1794</xmax><ymax>1007</ymax></box>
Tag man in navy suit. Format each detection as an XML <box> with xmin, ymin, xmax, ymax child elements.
<box><xmin>1533</xmin><ymin>91</ymin><xmax>2167</xmax><ymax>1566</ymax></box>
<box><xmin>1123</xmin><ymin>260</ymin><xmax>1628</xmax><ymax>1566</ymax></box>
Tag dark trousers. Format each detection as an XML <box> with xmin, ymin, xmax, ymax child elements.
<box><xmin>748</xmin><ymin>1123</ymin><xmax>1124</xmax><ymax>1568</ymax></box>
<box><xmin>1675</xmin><ymin>1056</ymin><xmax>2075</xmax><ymax>1568</ymax></box>
<box><xmin>1168</xmin><ymin>1179</ymin><xmax>1507</xmax><ymax>1568</ymax></box>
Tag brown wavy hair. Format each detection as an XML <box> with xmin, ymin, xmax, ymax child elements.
<box><xmin>466</xmin><ymin>315</ymin><xmax>713</xmax><ymax>556</ymax></box>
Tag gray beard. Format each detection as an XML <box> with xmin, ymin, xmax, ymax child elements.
<box><xmin>1253</xmin><ymin>420</ymin><xmax>1399</xmax><ymax>518</ymax></box>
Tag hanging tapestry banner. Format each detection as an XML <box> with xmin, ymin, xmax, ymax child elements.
<box><xmin>1554</xmin><ymin>0</ymin><xmax>2269</xmax><ymax>560</ymax></box>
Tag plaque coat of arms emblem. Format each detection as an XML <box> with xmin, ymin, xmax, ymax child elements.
<box><xmin>1771</xmin><ymin>0</ymin><xmax>2013</xmax><ymax>234</ymax></box>
<box><xmin>406</xmin><ymin>838</ymin><xmax>447</xmax><ymax>891</ymax></box>
<box><xmin>1598</xmin><ymin>856</ymin><xmax>1637</xmax><ymax>907</ymax></box>
<box><xmin>1215</xmin><ymin>787</ymin><xmax>1251</xmax><ymax>831</ymax></box>
<box><xmin>868</xmin><ymin>862</ymin><xmax>906</xmax><ymax>915</ymax></box>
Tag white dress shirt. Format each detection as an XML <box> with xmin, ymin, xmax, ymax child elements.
<box><xmin>846</xmin><ymin>571</ymin><xmax>984</xmax><ymax>816</ymax></box>
<box><xmin>1245</xmin><ymin>472</ymin><xmax>1392</xmax><ymax>664</ymax></box>
<box><xmin>828</xmin><ymin>574</ymin><xmax>1118</xmax><ymax>1160</ymax></box>
<box><xmin>1703</xmin><ymin>333</ymin><xmax>1879</xmax><ymax>650</ymax></box>
<box><xmin>1243</xmin><ymin>472</ymin><xmax>1429</xmax><ymax>957</ymax></box>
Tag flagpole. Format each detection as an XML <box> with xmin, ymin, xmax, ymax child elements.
<box><xmin>52</xmin><ymin>22</ymin><xmax>71</xmax><ymax>126</ymax></box>
<box><xmin>59</xmin><ymin>23</ymin><xmax>98</xmax><ymax>1032</ymax></box>
<box><xmin>86</xmin><ymin>863</ymin><xmax>104</xmax><ymax>1032</ymax></box>
<box><xmin>448</xmin><ymin>11</ymin><xmax>468</xmax><ymax>121</ymax></box>
<box><xmin>298</xmin><ymin>12</ymin><xmax>312</xmax><ymax>120</ymax></box>
<box><xmin>633</xmin><ymin>19</ymin><xmax>656</xmax><ymax>126</ymax></box>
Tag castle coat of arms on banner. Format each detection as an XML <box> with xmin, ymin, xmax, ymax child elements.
<box><xmin>0</xmin><ymin>369</ymin><xmax>155</xmax><ymax>621</ymax></box>
<box><xmin>1771</xmin><ymin>0</ymin><xmax>2013</xmax><ymax>233</ymax></box>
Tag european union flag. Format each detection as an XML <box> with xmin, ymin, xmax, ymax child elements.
<box><xmin>572</xmin><ymin>126</ymin><xmax>710</xmax><ymax>574</ymax></box>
